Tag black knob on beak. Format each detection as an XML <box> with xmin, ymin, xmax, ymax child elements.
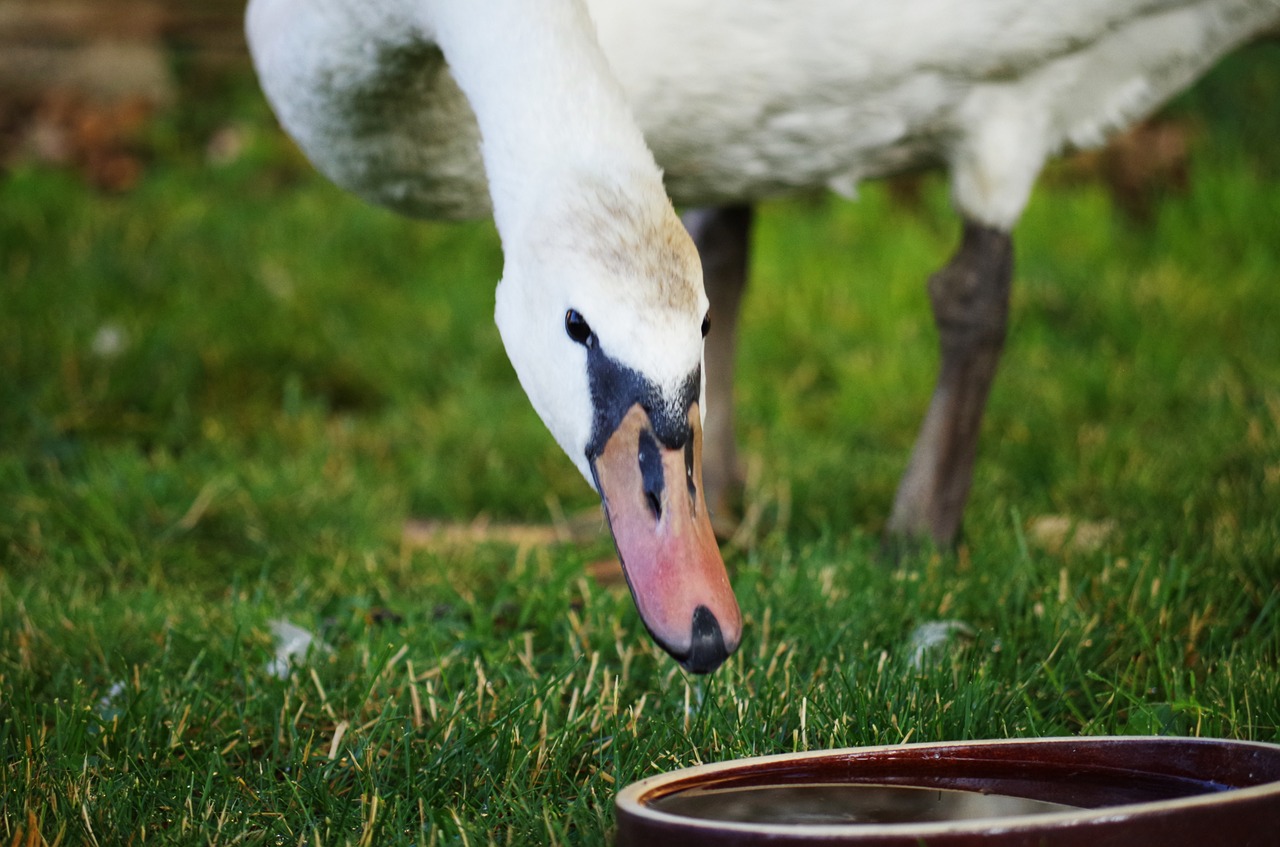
<box><xmin>679</xmin><ymin>604</ymin><xmax>730</xmax><ymax>674</ymax></box>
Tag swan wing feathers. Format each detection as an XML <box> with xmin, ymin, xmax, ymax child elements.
<box><xmin>247</xmin><ymin>0</ymin><xmax>489</xmax><ymax>219</ymax></box>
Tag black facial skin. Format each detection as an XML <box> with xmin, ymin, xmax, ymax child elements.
<box><xmin>565</xmin><ymin>309</ymin><xmax>701</xmax><ymax>458</ymax></box>
<box><xmin>584</xmin><ymin>344</ymin><xmax>700</xmax><ymax>458</ymax></box>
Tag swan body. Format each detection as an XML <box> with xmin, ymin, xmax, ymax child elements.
<box><xmin>249</xmin><ymin>0</ymin><xmax>1277</xmax><ymax>228</ymax></box>
<box><xmin>246</xmin><ymin>0</ymin><xmax>1279</xmax><ymax>670</ymax></box>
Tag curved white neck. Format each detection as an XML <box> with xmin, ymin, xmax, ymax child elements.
<box><xmin>424</xmin><ymin>0</ymin><xmax>664</xmax><ymax>247</ymax></box>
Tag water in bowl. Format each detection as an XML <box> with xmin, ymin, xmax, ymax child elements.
<box><xmin>650</xmin><ymin>782</ymin><xmax>1080</xmax><ymax>825</ymax></box>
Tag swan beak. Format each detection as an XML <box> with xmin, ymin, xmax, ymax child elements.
<box><xmin>590</xmin><ymin>402</ymin><xmax>742</xmax><ymax>674</ymax></box>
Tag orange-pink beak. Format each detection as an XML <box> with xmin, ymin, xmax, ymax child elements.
<box><xmin>591</xmin><ymin>402</ymin><xmax>742</xmax><ymax>673</ymax></box>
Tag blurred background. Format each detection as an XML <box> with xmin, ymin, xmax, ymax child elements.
<box><xmin>1</xmin><ymin>0</ymin><xmax>244</xmax><ymax>189</ymax></box>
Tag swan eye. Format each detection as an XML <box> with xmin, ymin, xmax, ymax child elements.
<box><xmin>701</xmin><ymin>312</ymin><xmax>711</xmax><ymax>338</ymax></box>
<box><xmin>565</xmin><ymin>309</ymin><xmax>595</xmax><ymax>347</ymax></box>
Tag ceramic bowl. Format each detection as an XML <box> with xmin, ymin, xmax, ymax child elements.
<box><xmin>615</xmin><ymin>736</ymin><xmax>1280</xmax><ymax>846</ymax></box>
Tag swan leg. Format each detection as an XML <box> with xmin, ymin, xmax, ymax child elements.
<box><xmin>683</xmin><ymin>205</ymin><xmax>753</xmax><ymax>527</ymax></box>
<box><xmin>886</xmin><ymin>219</ymin><xmax>1013</xmax><ymax>548</ymax></box>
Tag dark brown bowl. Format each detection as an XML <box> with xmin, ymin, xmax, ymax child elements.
<box><xmin>615</xmin><ymin>736</ymin><xmax>1280</xmax><ymax>846</ymax></box>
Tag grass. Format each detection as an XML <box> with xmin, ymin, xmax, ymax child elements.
<box><xmin>3</xmin><ymin>42</ymin><xmax>1279</xmax><ymax>846</ymax></box>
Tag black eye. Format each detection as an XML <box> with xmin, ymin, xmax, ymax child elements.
<box><xmin>565</xmin><ymin>309</ymin><xmax>595</xmax><ymax>347</ymax></box>
<box><xmin>701</xmin><ymin>312</ymin><xmax>711</xmax><ymax>338</ymax></box>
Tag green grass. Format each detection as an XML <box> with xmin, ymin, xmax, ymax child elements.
<box><xmin>3</xmin><ymin>44</ymin><xmax>1279</xmax><ymax>846</ymax></box>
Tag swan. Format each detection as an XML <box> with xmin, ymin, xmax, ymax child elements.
<box><xmin>247</xmin><ymin>0</ymin><xmax>742</xmax><ymax>674</ymax></box>
<box><xmin>246</xmin><ymin>0</ymin><xmax>1279</xmax><ymax>668</ymax></box>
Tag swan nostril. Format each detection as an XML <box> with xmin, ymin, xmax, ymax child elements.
<box><xmin>679</xmin><ymin>605</ymin><xmax>729</xmax><ymax>674</ymax></box>
<box><xmin>637</xmin><ymin>429</ymin><xmax>664</xmax><ymax>520</ymax></box>
<box><xmin>684</xmin><ymin>440</ymin><xmax>697</xmax><ymax>509</ymax></box>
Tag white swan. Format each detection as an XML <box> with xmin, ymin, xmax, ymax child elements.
<box><xmin>248</xmin><ymin>0</ymin><xmax>741</xmax><ymax>673</ymax></box>
<box><xmin>246</xmin><ymin>0</ymin><xmax>1279</xmax><ymax>667</ymax></box>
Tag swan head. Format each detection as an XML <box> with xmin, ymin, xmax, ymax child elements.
<box><xmin>494</xmin><ymin>175</ymin><xmax>742</xmax><ymax>674</ymax></box>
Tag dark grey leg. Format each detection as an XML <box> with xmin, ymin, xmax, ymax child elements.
<box><xmin>886</xmin><ymin>219</ymin><xmax>1013</xmax><ymax>547</ymax></box>
<box><xmin>683</xmin><ymin>205</ymin><xmax>753</xmax><ymax>526</ymax></box>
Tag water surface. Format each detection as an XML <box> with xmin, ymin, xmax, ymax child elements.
<box><xmin>651</xmin><ymin>782</ymin><xmax>1080</xmax><ymax>825</ymax></box>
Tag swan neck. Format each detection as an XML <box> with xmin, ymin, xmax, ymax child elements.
<box><xmin>426</xmin><ymin>0</ymin><xmax>662</xmax><ymax>244</ymax></box>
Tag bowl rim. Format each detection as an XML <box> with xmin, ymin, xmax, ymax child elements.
<box><xmin>615</xmin><ymin>735</ymin><xmax>1280</xmax><ymax>839</ymax></box>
